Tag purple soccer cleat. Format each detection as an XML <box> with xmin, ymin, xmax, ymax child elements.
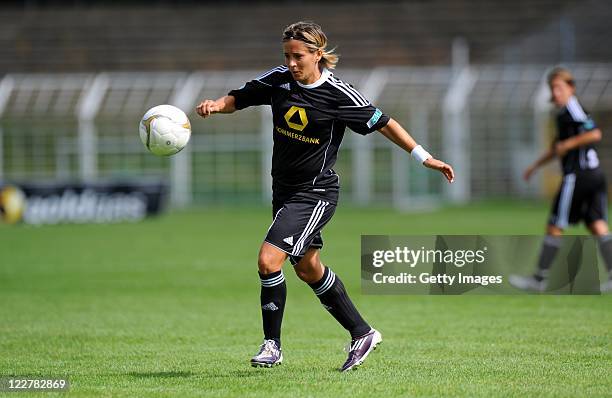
<box><xmin>250</xmin><ymin>339</ymin><xmax>283</xmax><ymax>368</ymax></box>
<box><xmin>340</xmin><ymin>329</ymin><xmax>382</xmax><ymax>372</ymax></box>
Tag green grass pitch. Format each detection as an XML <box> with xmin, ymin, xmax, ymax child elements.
<box><xmin>1</xmin><ymin>201</ymin><xmax>610</xmax><ymax>397</ymax></box>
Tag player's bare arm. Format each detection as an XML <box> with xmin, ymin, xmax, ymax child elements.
<box><xmin>525</xmin><ymin>127</ymin><xmax>603</xmax><ymax>180</ymax></box>
<box><xmin>554</xmin><ymin>128</ymin><xmax>602</xmax><ymax>157</ymax></box>
<box><xmin>378</xmin><ymin>118</ymin><xmax>455</xmax><ymax>183</ymax></box>
<box><xmin>196</xmin><ymin>95</ymin><xmax>237</xmax><ymax>118</ymax></box>
<box><xmin>523</xmin><ymin>147</ymin><xmax>556</xmax><ymax>181</ymax></box>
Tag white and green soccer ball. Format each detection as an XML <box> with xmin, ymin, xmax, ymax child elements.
<box><xmin>139</xmin><ymin>104</ymin><xmax>191</xmax><ymax>156</ymax></box>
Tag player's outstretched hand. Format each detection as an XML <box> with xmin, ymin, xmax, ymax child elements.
<box><xmin>423</xmin><ymin>158</ymin><xmax>454</xmax><ymax>183</ymax></box>
<box><xmin>196</xmin><ymin>100</ymin><xmax>220</xmax><ymax>118</ymax></box>
<box><xmin>523</xmin><ymin>166</ymin><xmax>536</xmax><ymax>181</ymax></box>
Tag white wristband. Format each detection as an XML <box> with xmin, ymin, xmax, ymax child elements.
<box><xmin>411</xmin><ymin>145</ymin><xmax>432</xmax><ymax>164</ymax></box>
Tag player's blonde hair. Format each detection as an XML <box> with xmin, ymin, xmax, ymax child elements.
<box><xmin>282</xmin><ymin>21</ymin><xmax>339</xmax><ymax>70</ymax></box>
<box><xmin>547</xmin><ymin>67</ymin><xmax>576</xmax><ymax>88</ymax></box>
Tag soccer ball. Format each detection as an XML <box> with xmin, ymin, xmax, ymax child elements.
<box><xmin>139</xmin><ymin>105</ymin><xmax>191</xmax><ymax>156</ymax></box>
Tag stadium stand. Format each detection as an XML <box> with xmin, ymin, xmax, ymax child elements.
<box><xmin>0</xmin><ymin>0</ymin><xmax>608</xmax><ymax>73</ymax></box>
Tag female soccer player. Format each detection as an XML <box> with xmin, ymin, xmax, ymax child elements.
<box><xmin>196</xmin><ymin>21</ymin><xmax>454</xmax><ymax>371</ymax></box>
<box><xmin>510</xmin><ymin>67</ymin><xmax>612</xmax><ymax>292</ymax></box>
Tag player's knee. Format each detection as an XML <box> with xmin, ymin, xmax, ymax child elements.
<box><xmin>294</xmin><ymin>267</ymin><xmax>312</xmax><ymax>282</ymax></box>
<box><xmin>257</xmin><ymin>249</ymin><xmax>284</xmax><ymax>274</ymax></box>
<box><xmin>294</xmin><ymin>268</ymin><xmax>319</xmax><ymax>284</ymax></box>
<box><xmin>294</xmin><ymin>257</ymin><xmax>322</xmax><ymax>283</ymax></box>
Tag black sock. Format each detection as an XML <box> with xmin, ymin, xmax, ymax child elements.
<box><xmin>534</xmin><ymin>235</ymin><xmax>562</xmax><ymax>281</ymax></box>
<box><xmin>309</xmin><ymin>266</ymin><xmax>370</xmax><ymax>339</ymax></box>
<box><xmin>597</xmin><ymin>235</ymin><xmax>612</xmax><ymax>277</ymax></box>
<box><xmin>259</xmin><ymin>270</ymin><xmax>286</xmax><ymax>348</ymax></box>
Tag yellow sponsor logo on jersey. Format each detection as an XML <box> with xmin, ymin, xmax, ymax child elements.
<box><xmin>284</xmin><ymin>106</ymin><xmax>308</xmax><ymax>131</ymax></box>
<box><xmin>275</xmin><ymin>126</ymin><xmax>320</xmax><ymax>145</ymax></box>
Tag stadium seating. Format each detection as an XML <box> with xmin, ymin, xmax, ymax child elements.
<box><xmin>0</xmin><ymin>0</ymin><xmax>608</xmax><ymax>73</ymax></box>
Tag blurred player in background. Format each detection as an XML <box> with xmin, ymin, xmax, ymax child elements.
<box><xmin>510</xmin><ymin>67</ymin><xmax>612</xmax><ymax>292</ymax></box>
<box><xmin>196</xmin><ymin>21</ymin><xmax>454</xmax><ymax>371</ymax></box>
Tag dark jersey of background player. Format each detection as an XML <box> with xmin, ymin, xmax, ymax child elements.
<box><xmin>229</xmin><ymin>66</ymin><xmax>390</xmax><ymax>199</ymax></box>
<box><xmin>510</xmin><ymin>67</ymin><xmax>612</xmax><ymax>293</ymax></box>
<box><xmin>549</xmin><ymin>95</ymin><xmax>607</xmax><ymax>229</ymax></box>
<box><xmin>556</xmin><ymin>95</ymin><xmax>600</xmax><ymax>175</ymax></box>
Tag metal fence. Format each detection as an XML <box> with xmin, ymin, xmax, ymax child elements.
<box><xmin>1</xmin><ymin>64</ymin><xmax>611</xmax><ymax>208</ymax></box>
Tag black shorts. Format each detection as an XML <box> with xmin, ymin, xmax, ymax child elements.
<box><xmin>549</xmin><ymin>170</ymin><xmax>608</xmax><ymax>228</ymax></box>
<box><xmin>265</xmin><ymin>189</ymin><xmax>338</xmax><ymax>265</ymax></box>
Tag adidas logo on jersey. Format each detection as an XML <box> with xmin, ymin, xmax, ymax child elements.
<box><xmin>280</xmin><ymin>83</ymin><xmax>291</xmax><ymax>90</ymax></box>
<box><xmin>262</xmin><ymin>302</ymin><xmax>279</xmax><ymax>311</ymax></box>
<box><xmin>283</xmin><ymin>236</ymin><xmax>294</xmax><ymax>246</ymax></box>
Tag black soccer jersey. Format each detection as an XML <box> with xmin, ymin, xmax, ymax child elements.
<box><xmin>556</xmin><ymin>96</ymin><xmax>600</xmax><ymax>175</ymax></box>
<box><xmin>228</xmin><ymin>66</ymin><xmax>390</xmax><ymax>194</ymax></box>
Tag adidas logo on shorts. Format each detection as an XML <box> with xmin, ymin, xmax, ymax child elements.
<box><xmin>283</xmin><ymin>236</ymin><xmax>294</xmax><ymax>246</ymax></box>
